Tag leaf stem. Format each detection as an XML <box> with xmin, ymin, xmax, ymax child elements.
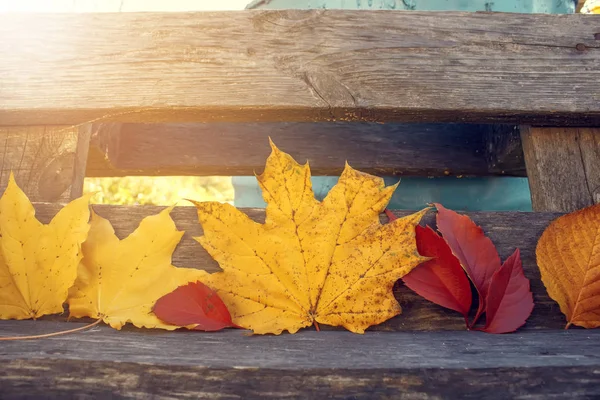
<box><xmin>314</xmin><ymin>321</ymin><xmax>320</xmax><ymax>332</ymax></box>
<box><xmin>0</xmin><ymin>319</ymin><xmax>102</xmax><ymax>341</ymax></box>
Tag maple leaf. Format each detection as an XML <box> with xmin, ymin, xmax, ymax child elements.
<box><xmin>153</xmin><ymin>281</ymin><xmax>240</xmax><ymax>331</ymax></box>
<box><xmin>536</xmin><ymin>204</ymin><xmax>600</xmax><ymax>328</ymax></box>
<box><xmin>0</xmin><ymin>173</ymin><xmax>91</xmax><ymax>320</ymax></box>
<box><xmin>68</xmin><ymin>207</ymin><xmax>207</xmax><ymax>330</ymax></box>
<box><xmin>482</xmin><ymin>249</ymin><xmax>534</xmax><ymax>333</ymax></box>
<box><xmin>193</xmin><ymin>141</ymin><xmax>428</xmax><ymax>335</ymax></box>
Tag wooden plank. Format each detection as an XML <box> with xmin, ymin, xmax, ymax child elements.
<box><xmin>86</xmin><ymin>122</ymin><xmax>527</xmax><ymax>177</ymax></box>
<box><xmin>1</xmin><ymin>327</ymin><xmax>599</xmax><ymax>398</ymax></box>
<box><xmin>484</xmin><ymin>124</ymin><xmax>525</xmax><ymax>176</ymax></box>
<box><xmin>0</xmin><ymin>11</ymin><xmax>599</xmax><ymax>125</ymax></box>
<box><xmin>0</xmin><ymin>125</ymin><xmax>91</xmax><ymax>202</ymax></box>
<box><xmin>3</xmin><ymin>360</ymin><xmax>598</xmax><ymax>400</ymax></box>
<box><xmin>0</xmin><ymin>325</ymin><xmax>598</xmax><ymax>369</ymax></box>
<box><xmin>29</xmin><ymin>204</ymin><xmax>565</xmax><ymax>330</ymax></box>
<box><xmin>521</xmin><ymin>127</ymin><xmax>600</xmax><ymax>212</ymax></box>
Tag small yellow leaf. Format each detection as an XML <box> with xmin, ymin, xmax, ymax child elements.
<box><xmin>195</xmin><ymin>142</ymin><xmax>428</xmax><ymax>334</ymax></box>
<box><xmin>537</xmin><ymin>203</ymin><xmax>600</xmax><ymax>328</ymax></box>
<box><xmin>0</xmin><ymin>173</ymin><xmax>91</xmax><ymax>320</ymax></box>
<box><xmin>68</xmin><ymin>207</ymin><xmax>207</xmax><ymax>330</ymax></box>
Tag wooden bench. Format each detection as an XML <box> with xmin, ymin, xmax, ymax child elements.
<box><xmin>1</xmin><ymin>10</ymin><xmax>599</xmax><ymax>398</ymax></box>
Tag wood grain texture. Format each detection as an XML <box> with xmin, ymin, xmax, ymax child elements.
<box><xmin>0</xmin><ymin>326</ymin><xmax>598</xmax><ymax>369</ymax></box>
<box><xmin>485</xmin><ymin>124</ymin><xmax>525</xmax><ymax>176</ymax></box>
<box><xmin>0</xmin><ymin>126</ymin><xmax>91</xmax><ymax>202</ymax></box>
<box><xmin>85</xmin><ymin>122</ymin><xmax>527</xmax><ymax>177</ymax></box>
<box><xmin>3</xmin><ymin>361</ymin><xmax>599</xmax><ymax>399</ymax></box>
<box><xmin>1</xmin><ymin>327</ymin><xmax>600</xmax><ymax>399</ymax></box>
<box><xmin>28</xmin><ymin>203</ymin><xmax>565</xmax><ymax>331</ymax></box>
<box><xmin>1</xmin><ymin>11</ymin><xmax>599</xmax><ymax>125</ymax></box>
<box><xmin>521</xmin><ymin>127</ymin><xmax>600</xmax><ymax>212</ymax></box>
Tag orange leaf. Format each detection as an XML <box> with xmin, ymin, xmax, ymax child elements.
<box><xmin>536</xmin><ymin>204</ymin><xmax>600</xmax><ymax>328</ymax></box>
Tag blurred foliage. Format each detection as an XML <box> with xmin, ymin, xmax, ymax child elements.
<box><xmin>84</xmin><ymin>176</ymin><xmax>234</xmax><ymax>206</ymax></box>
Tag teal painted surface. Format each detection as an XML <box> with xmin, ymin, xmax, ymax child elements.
<box><xmin>234</xmin><ymin>0</ymin><xmax>573</xmax><ymax>211</ymax></box>
<box><xmin>233</xmin><ymin>176</ymin><xmax>532</xmax><ymax>211</ymax></box>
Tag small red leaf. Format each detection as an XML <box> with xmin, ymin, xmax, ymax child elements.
<box><xmin>404</xmin><ymin>225</ymin><xmax>472</xmax><ymax>323</ymax></box>
<box><xmin>385</xmin><ymin>209</ymin><xmax>397</xmax><ymax>222</ymax></box>
<box><xmin>482</xmin><ymin>249</ymin><xmax>534</xmax><ymax>334</ymax></box>
<box><xmin>153</xmin><ymin>281</ymin><xmax>240</xmax><ymax>331</ymax></box>
<box><xmin>434</xmin><ymin>203</ymin><xmax>502</xmax><ymax>325</ymax></box>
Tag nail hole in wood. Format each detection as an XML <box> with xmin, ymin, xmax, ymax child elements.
<box><xmin>576</xmin><ymin>43</ymin><xmax>587</xmax><ymax>51</ymax></box>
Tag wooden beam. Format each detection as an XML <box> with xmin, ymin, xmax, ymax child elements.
<box><xmin>1</xmin><ymin>327</ymin><xmax>599</xmax><ymax>398</ymax></box>
<box><xmin>484</xmin><ymin>124</ymin><xmax>525</xmax><ymax>176</ymax></box>
<box><xmin>0</xmin><ymin>11</ymin><xmax>598</xmax><ymax>125</ymax></box>
<box><xmin>30</xmin><ymin>204</ymin><xmax>564</xmax><ymax>330</ymax></box>
<box><xmin>0</xmin><ymin>125</ymin><xmax>91</xmax><ymax>202</ymax></box>
<box><xmin>521</xmin><ymin>127</ymin><xmax>600</xmax><ymax>212</ymax></box>
<box><xmin>86</xmin><ymin>122</ymin><xmax>527</xmax><ymax>177</ymax></box>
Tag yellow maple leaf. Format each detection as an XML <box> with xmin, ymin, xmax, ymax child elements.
<box><xmin>193</xmin><ymin>142</ymin><xmax>428</xmax><ymax>334</ymax></box>
<box><xmin>537</xmin><ymin>203</ymin><xmax>600</xmax><ymax>328</ymax></box>
<box><xmin>68</xmin><ymin>207</ymin><xmax>207</xmax><ymax>330</ymax></box>
<box><xmin>0</xmin><ymin>173</ymin><xmax>91</xmax><ymax>320</ymax></box>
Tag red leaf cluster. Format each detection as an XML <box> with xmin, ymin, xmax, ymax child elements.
<box><xmin>153</xmin><ymin>281</ymin><xmax>240</xmax><ymax>331</ymax></box>
<box><xmin>386</xmin><ymin>205</ymin><xmax>534</xmax><ymax>333</ymax></box>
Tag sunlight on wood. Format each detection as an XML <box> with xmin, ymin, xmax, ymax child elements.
<box><xmin>0</xmin><ymin>0</ymin><xmax>250</xmax><ymax>12</ymax></box>
<box><xmin>84</xmin><ymin>176</ymin><xmax>234</xmax><ymax>206</ymax></box>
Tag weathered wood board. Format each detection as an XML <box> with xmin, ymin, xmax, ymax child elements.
<box><xmin>1</xmin><ymin>327</ymin><xmax>599</xmax><ymax>399</ymax></box>
<box><xmin>1</xmin><ymin>11</ymin><xmax>599</xmax><ymax>125</ymax></box>
<box><xmin>0</xmin><ymin>126</ymin><xmax>90</xmax><ymax>202</ymax></box>
<box><xmin>27</xmin><ymin>203</ymin><xmax>565</xmax><ymax>331</ymax></box>
<box><xmin>521</xmin><ymin>127</ymin><xmax>600</xmax><ymax>212</ymax></box>
<box><xmin>86</xmin><ymin>122</ymin><xmax>526</xmax><ymax>177</ymax></box>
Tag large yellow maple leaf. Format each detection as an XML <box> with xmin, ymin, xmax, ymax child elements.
<box><xmin>194</xmin><ymin>142</ymin><xmax>428</xmax><ymax>334</ymax></box>
<box><xmin>537</xmin><ymin>204</ymin><xmax>600</xmax><ymax>328</ymax></box>
<box><xmin>0</xmin><ymin>173</ymin><xmax>91</xmax><ymax>320</ymax></box>
<box><xmin>68</xmin><ymin>207</ymin><xmax>207</xmax><ymax>330</ymax></box>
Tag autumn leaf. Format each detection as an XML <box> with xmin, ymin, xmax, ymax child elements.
<box><xmin>0</xmin><ymin>172</ymin><xmax>91</xmax><ymax>320</ymax></box>
<box><xmin>153</xmin><ymin>281</ymin><xmax>239</xmax><ymax>331</ymax></box>
<box><xmin>434</xmin><ymin>203</ymin><xmax>501</xmax><ymax>325</ymax></box>
<box><xmin>68</xmin><ymin>207</ymin><xmax>207</xmax><ymax>330</ymax></box>
<box><xmin>536</xmin><ymin>204</ymin><xmax>600</xmax><ymax>328</ymax></box>
<box><xmin>387</xmin><ymin>206</ymin><xmax>533</xmax><ymax>333</ymax></box>
<box><xmin>385</xmin><ymin>210</ymin><xmax>471</xmax><ymax>323</ymax></box>
<box><xmin>193</xmin><ymin>141</ymin><xmax>428</xmax><ymax>335</ymax></box>
<box><xmin>482</xmin><ymin>249</ymin><xmax>534</xmax><ymax>333</ymax></box>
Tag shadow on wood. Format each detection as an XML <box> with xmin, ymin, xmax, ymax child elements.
<box><xmin>86</xmin><ymin>122</ymin><xmax>526</xmax><ymax>177</ymax></box>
